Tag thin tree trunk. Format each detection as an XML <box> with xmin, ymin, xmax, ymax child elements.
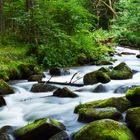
<box><xmin>0</xmin><ymin>0</ymin><xmax>5</xmax><ymax>35</ymax></box>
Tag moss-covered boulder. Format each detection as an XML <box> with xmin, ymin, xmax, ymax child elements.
<box><xmin>28</xmin><ymin>74</ymin><xmax>44</xmax><ymax>82</ymax></box>
<box><xmin>0</xmin><ymin>79</ymin><xmax>14</xmax><ymax>95</ymax></box>
<box><xmin>49</xmin><ymin>131</ymin><xmax>69</xmax><ymax>140</ymax></box>
<box><xmin>77</xmin><ymin>53</ymin><xmax>90</xmax><ymax>65</ymax></box>
<box><xmin>0</xmin><ymin>96</ymin><xmax>6</xmax><ymax>107</ymax></box>
<box><xmin>126</xmin><ymin>86</ymin><xmax>140</xmax><ymax>106</ymax></box>
<box><xmin>126</xmin><ymin>107</ymin><xmax>140</xmax><ymax>139</ymax></box>
<box><xmin>72</xmin><ymin>119</ymin><xmax>136</xmax><ymax>140</ymax></box>
<box><xmin>0</xmin><ymin>133</ymin><xmax>11</xmax><ymax>140</ymax></box>
<box><xmin>30</xmin><ymin>83</ymin><xmax>57</xmax><ymax>92</ymax></box>
<box><xmin>75</xmin><ymin>97</ymin><xmax>131</xmax><ymax>113</ymax></box>
<box><xmin>83</xmin><ymin>67</ymin><xmax>110</xmax><ymax>85</ymax></box>
<box><xmin>14</xmin><ymin>118</ymin><xmax>67</xmax><ymax>140</ymax></box>
<box><xmin>109</xmin><ymin>62</ymin><xmax>133</xmax><ymax>80</ymax></box>
<box><xmin>78</xmin><ymin>107</ymin><xmax>122</xmax><ymax>123</ymax></box>
<box><xmin>53</xmin><ymin>87</ymin><xmax>78</xmax><ymax>98</ymax></box>
<box><xmin>96</xmin><ymin>60</ymin><xmax>113</xmax><ymax>65</ymax></box>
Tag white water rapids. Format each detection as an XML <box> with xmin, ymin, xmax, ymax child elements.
<box><xmin>0</xmin><ymin>47</ymin><xmax>140</xmax><ymax>139</ymax></box>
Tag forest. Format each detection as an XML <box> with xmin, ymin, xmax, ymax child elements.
<box><xmin>0</xmin><ymin>0</ymin><xmax>140</xmax><ymax>140</ymax></box>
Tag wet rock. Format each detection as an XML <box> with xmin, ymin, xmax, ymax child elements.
<box><xmin>48</xmin><ymin>131</ymin><xmax>69</xmax><ymax>140</ymax></box>
<box><xmin>92</xmin><ymin>84</ymin><xmax>107</xmax><ymax>93</ymax></box>
<box><xmin>72</xmin><ymin>119</ymin><xmax>136</xmax><ymax>140</ymax></box>
<box><xmin>18</xmin><ymin>63</ymin><xmax>39</xmax><ymax>79</ymax></box>
<box><xmin>115</xmin><ymin>85</ymin><xmax>138</xmax><ymax>94</ymax></box>
<box><xmin>0</xmin><ymin>125</ymin><xmax>14</xmax><ymax>133</ymax></box>
<box><xmin>53</xmin><ymin>87</ymin><xmax>78</xmax><ymax>98</ymax></box>
<box><xmin>126</xmin><ymin>107</ymin><xmax>140</xmax><ymax>139</ymax></box>
<box><xmin>49</xmin><ymin>67</ymin><xmax>61</xmax><ymax>76</ymax></box>
<box><xmin>31</xmin><ymin>83</ymin><xmax>57</xmax><ymax>92</ymax></box>
<box><xmin>0</xmin><ymin>133</ymin><xmax>11</xmax><ymax>140</ymax></box>
<box><xmin>109</xmin><ymin>62</ymin><xmax>133</xmax><ymax>80</ymax></box>
<box><xmin>28</xmin><ymin>74</ymin><xmax>44</xmax><ymax>82</ymax></box>
<box><xmin>121</xmin><ymin>52</ymin><xmax>136</xmax><ymax>55</ymax></box>
<box><xmin>14</xmin><ymin>118</ymin><xmax>66</xmax><ymax>140</ymax></box>
<box><xmin>0</xmin><ymin>96</ymin><xmax>6</xmax><ymax>107</ymax></box>
<box><xmin>83</xmin><ymin>67</ymin><xmax>110</xmax><ymax>85</ymax></box>
<box><xmin>96</xmin><ymin>60</ymin><xmax>113</xmax><ymax>65</ymax></box>
<box><xmin>78</xmin><ymin>107</ymin><xmax>122</xmax><ymax>123</ymax></box>
<box><xmin>136</xmin><ymin>54</ymin><xmax>140</xmax><ymax>58</ymax></box>
<box><xmin>126</xmin><ymin>86</ymin><xmax>140</xmax><ymax>106</ymax></box>
<box><xmin>0</xmin><ymin>79</ymin><xmax>14</xmax><ymax>95</ymax></box>
<box><xmin>74</xmin><ymin>97</ymin><xmax>131</xmax><ymax>113</ymax></box>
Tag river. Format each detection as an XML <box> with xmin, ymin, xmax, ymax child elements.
<box><xmin>0</xmin><ymin>47</ymin><xmax>140</xmax><ymax>139</ymax></box>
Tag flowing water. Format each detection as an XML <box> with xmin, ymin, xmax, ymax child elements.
<box><xmin>0</xmin><ymin>47</ymin><xmax>140</xmax><ymax>139</ymax></box>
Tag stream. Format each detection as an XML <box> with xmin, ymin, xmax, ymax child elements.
<box><xmin>0</xmin><ymin>47</ymin><xmax>140</xmax><ymax>139</ymax></box>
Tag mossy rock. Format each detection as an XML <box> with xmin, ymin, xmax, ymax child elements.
<box><xmin>126</xmin><ymin>86</ymin><xmax>140</xmax><ymax>106</ymax></box>
<box><xmin>74</xmin><ymin>97</ymin><xmax>131</xmax><ymax>113</ymax></box>
<box><xmin>0</xmin><ymin>133</ymin><xmax>11</xmax><ymax>140</ymax></box>
<box><xmin>0</xmin><ymin>79</ymin><xmax>14</xmax><ymax>95</ymax></box>
<box><xmin>0</xmin><ymin>96</ymin><xmax>6</xmax><ymax>107</ymax></box>
<box><xmin>14</xmin><ymin>118</ymin><xmax>66</xmax><ymax>140</ymax></box>
<box><xmin>72</xmin><ymin>119</ymin><xmax>136</xmax><ymax>140</ymax></box>
<box><xmin>109</xmin><ymin>62</ymin><xmax>133</xmax><ymax>80</ymax></box>
<box><xmin>28</xmin><ymin>74</ymin><xmax>44</xmax><ymax>82</ymax></box>
<box><xmin>126</xmin><ymin>107</ymin><xmax>140</xmax><ymax>139</ymax></box>
<box><xmin>77</xmin><ymin>53</ymin><xmax>89</xmax><ymax>65</ymax></box>
<box><xmin>53</xmin><ymin>87</ymin><xmax>78</xmax><ymax>98</ymax></box>
<box><xmin>96</xmin><ymin>60</ymin><xmax>113</xmax><ymax>65</ymax></box>
<box><xmin>78</xmin><ymin>107</ymin><xmax>122</xmax><ymax>123</ymax></box>
<box><xmin>30</xmin><ymin>83</ymin><xmax>57</xmax><ymax>93</ymax></box>
<box><xmin>83</xmin><ymin>67</ymin><xmax>110</xmax><ymax>85</ymax></box>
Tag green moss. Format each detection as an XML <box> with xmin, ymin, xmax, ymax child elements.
<box><xmin>72</xmin><ymin>119</ymin><xmax>136</xmax><ymax>140</ymax></box>
<box><xmin>110</xmin><ymin>62</ymin><xmax>133</xmax><ymax>80</ymax></box>
<box><xmin>14</xmin><ymin>118</ymin><xmax>47</xmax><ymax>137</ymax></box>
<box><xmin>78</xmin><ymin>107</ymin><xmax>122</xmax><ymax>123</ymax></box>
<box><xmin>126</xmin><ymin>86</ymin><xmax>140</xmax><ymax>106</ymax></box>
<box><xmin>75</xmin><ymin>97</ymin><xmax>131</xmax><ymax>113</ymax></box>
<box><xmin>126</xmin><ymin>107</ymin><xmax>140</xmax><ymax>138</ymax></box>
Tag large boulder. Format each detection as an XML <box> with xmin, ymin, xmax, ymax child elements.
<box><xmin>53</xmin><ymin>87</ymin><xmax>78</xmax><ymax>98</ymax></box>
<box><xmin>78</xmin><ymin>107</ymin><xmax>122</xmax><ymax>123</ymax></box>
<box><xmin>14</xmin><ymin>118</ymin><xmax>68</xmax><ymax>140</ymax></box>
<box><xmin>0</xmin><ymin>96</ymin><xmax>6</xmax><ymax>107</ymax></box>
<box><xmin>126</xmin><ymin>86</ymin><xmax>140</xmax><ymax>106</ymax></box>
<box><xmin>30</xmin><ymin>83</ymin><xmax>57</xmax><ymax>92</ymax></box>
<box><xmin>0</xmin><ymin>79</ymin><xmax>14</xmax><ymax>95</ymax></box>
<box><xmin>83</xmin><ymin>67</ymin><xmax>110</xmax><ymax>85</ymax></box>
<box><xmin>126</xmin><ymin>107</ymin><xmax>140</xmax><ymax>139</ymax></box>
<box><xmin>72</xmin><ymin>119</ymin><xmax>136</xmax><ymax>140</ymax></box>
<box><xmin>74</xmin><ymin>97</ymin><xmax>131</xmax><ymax>113</ymax></box>
<box><xmin>109</xmin><ymin>62</ymin><xmax>133</xmax><ymax>80</ymax></box>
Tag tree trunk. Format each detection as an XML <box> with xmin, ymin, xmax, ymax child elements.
<box><xmin>0</xmin><ymin>0</ymin><xmax>5</xmax><ymax>35</ymax></box>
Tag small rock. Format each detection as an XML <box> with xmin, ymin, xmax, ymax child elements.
<box><xmin>28</xmin><ymin>74</ymin><xmax>44</xmax><ymax>82</ymax></box>
<box><xmin>31</xmin><ymin>83</ymin><xmax>57</xmax><ymax>92</ymax></box>
<box><xmin>136</xmin><ymin>54</ymin><xmax>140</xmax><ymax>58</ymax></box>
<box><xmin>49</xmin><ymin>68</ymin><xmax>61</xmax><ymax>76</ymax></box>
<box><xmin>53</xmin><ymin>87</ymin><xmax>78</xmax><ymax>98</ymax></box>
<box><xmin>0</xmin><ymin>79</ymin><xmax>14</xmax><ymax>95</ymax></box>
<box><xmin>0</xmin><ymin>96</ymin><xmax>6</xmax><ymax>107</ymax></box>
<box><xmin>72</xmin><ymin>119</ymin><xmax>136</xmax><ymax>140</ymax></box>
<box><xmin>78</xmin><ymin>107</ymin><xmax>122</xmax><ymax>123</ymax></box>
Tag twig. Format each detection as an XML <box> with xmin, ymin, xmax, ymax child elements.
<box><xmin>69</xmin><ymin>72</ymin><xmax>78</xmax><ymax>83</ymax></box>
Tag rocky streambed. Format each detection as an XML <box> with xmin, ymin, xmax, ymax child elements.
<box><xmin>0</xmin><ymin>47</ymin><xmax>140</xmax><ymax>140</ymax></box>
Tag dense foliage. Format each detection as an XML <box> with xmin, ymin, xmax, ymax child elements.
<box><xmin>0</xmin><ymin>0</ymin><xmax>139</xmax><ymax>72</ymax></box>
